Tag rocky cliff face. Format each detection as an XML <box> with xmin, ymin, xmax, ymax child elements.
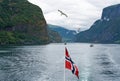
<box><xmin>0</xmin><ymin>0</ymin><xmax>49</xmax><ymax>45</ymax></box>
<box><xmin>101</xmin><ymin>4</ymin><xmax>120</xmax><ymax>19</ymax></box>
<box><xmin>76</xmin><ymin>4</ymin><xmax>120</xmax><ymax>43</ymax></box>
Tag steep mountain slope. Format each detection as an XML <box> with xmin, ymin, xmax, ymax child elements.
<box><xmin>0</xmin><ymin>0</ymin><xmax>49</xmax><ymax>45</ymax></box>
<box><xmin>48</xmin><ymin>29</ymin><xmax>62</xmax><ymax>43</ymax></box>
<box><xmin>76</xmin><ymin>4</ymin><xmax>120</xmax><ymax>43</ymax></box>
<box><xmin>48</xmin><ymin>24</ymin><xmax>76</xmax><ymax>42</ymax></box>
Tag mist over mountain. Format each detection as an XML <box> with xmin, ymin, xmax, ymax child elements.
<box><xmin>76</xmin><ymin>4</ymin><xmax>120</xmax><ymax>44</ymax></box>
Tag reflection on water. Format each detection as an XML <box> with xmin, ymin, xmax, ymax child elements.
<box><xmin>0</xmin><ymin>43</ymin><xmax>120</xmax><ymax>81</ymax></box>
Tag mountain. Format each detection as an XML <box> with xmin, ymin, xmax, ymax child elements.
<box><xmin>0</xmin><ymin>0</ymin><xmax>49</xmax><ymax>45</ymax></box>
<box><xmin>48</xmin><ymin>24</ymin><xmax>77</xmax><ymax>42</ymax></box>
<box><xmin>76</xmin><ymin>4</ymin><xmax>120</xmax><ymax>44</ymax></box>
<box><xmin>48</xmin><ymin>29</ymin><xmax>62</xmax><ymax>43</ymax></box>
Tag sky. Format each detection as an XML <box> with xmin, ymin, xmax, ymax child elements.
<box><xmin>28</xmin><ymin>0</ymin><xmax>120</xmax><ymax>31</ymax></box>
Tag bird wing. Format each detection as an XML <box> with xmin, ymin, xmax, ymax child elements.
<box><xmin>58</xmin><ymin>10</ymin><xmax>68</xmax><ymax>17</ymax></box>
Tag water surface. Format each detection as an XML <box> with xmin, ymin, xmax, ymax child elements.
<box><xmin>0</xmin><ymin>43</ymin><xmax>120</xmax><ymax>81</ymax></box>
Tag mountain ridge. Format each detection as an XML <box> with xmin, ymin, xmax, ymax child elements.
<box><xmin>76</xmin><ymin>4</ymin><xmax>120</xmax><ymax>44</ymax></box>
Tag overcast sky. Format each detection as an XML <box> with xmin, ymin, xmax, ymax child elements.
<box><xmin>28</xmin><ymin>0</ymin><xmax>120</xmax><ymax>31</ymax></box>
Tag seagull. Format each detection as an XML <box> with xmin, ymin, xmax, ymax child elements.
<box><xmin>58</xmin><ymin>10</ymin><xmax>68</xmax><ymax>17</ymax></box>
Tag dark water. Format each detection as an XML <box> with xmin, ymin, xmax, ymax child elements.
<box><xmin>0</xmin><ymin>43</ymin><xmax>120</xmax><ymax>81</ymax></box>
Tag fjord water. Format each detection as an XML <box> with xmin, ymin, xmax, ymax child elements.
<box><xmin>0</xmin><ymin>43</ymin><xmax>120</xmax><ymax>81</ymax></box>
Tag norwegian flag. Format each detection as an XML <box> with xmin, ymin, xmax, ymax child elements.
<box><xmin>65</xmin><ymin>47</ymin><xmax>79</xmax><ymax>79</ymax></box>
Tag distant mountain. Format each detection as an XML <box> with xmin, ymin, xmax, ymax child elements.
<box><xmin>48</xmin><ymin>24</ymin><xmax>77</xmax><ymax>42</ymax></box>
<box><xmin>76</xmin><ymin>4</ymin><xmax>120</xmax><ymax>44</ymax></box>
<box><xmin>0</xmin><ymin>0</ymin><xmax>49</xmax><ymax>45</ymax></box>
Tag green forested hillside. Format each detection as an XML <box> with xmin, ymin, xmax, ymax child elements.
<box><xmin>0</xmin><ymin>0</ymin><xmax>49</xmax><ymax>45</ymax></box>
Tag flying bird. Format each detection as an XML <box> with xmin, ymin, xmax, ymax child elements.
<box><xmin>58</xmin><ymin>10</ymin><xmax>68</xmax><ymax>17</ymax></box>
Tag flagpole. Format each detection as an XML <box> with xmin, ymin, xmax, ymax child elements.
<box><xmin>64</xmin><ymin>56</ymin><xmax>65</xmax><ymax>81</ymax></box>
<box><xmin>64</xmin><ymin>46</ymin><xmax>66</xmax><ymax>81</ymax></box>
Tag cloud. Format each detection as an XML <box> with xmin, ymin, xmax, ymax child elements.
<box><xmin>28</xmin><ymin>0</ymin><xmax>120</xmax><ymax>30</ymax></box>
